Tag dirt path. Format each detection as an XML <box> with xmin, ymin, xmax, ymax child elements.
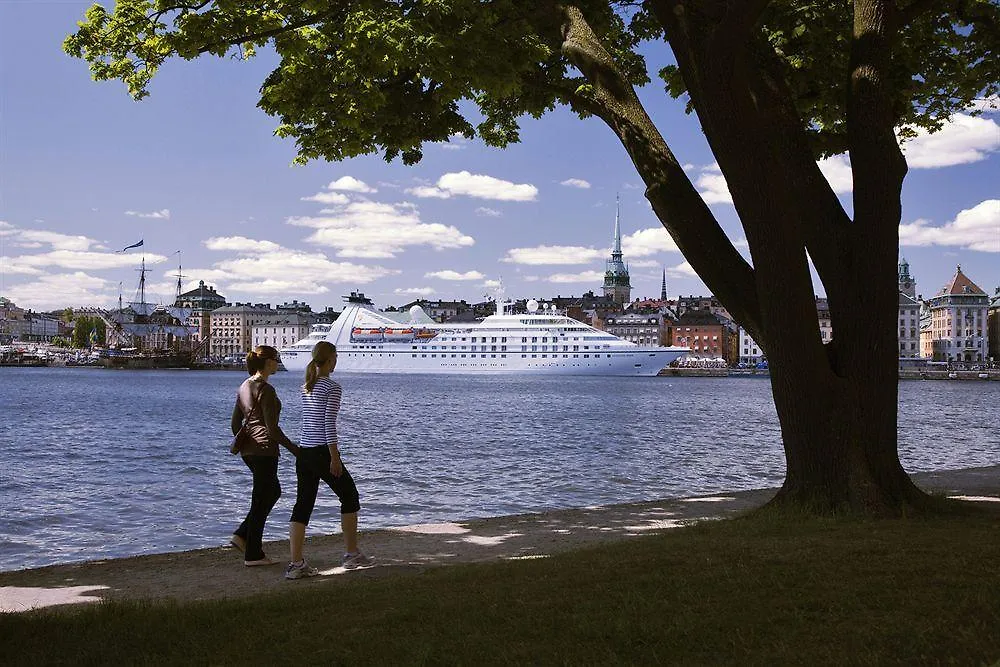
<box><xmin>2</xmin><ymin>466</ymin><xmax>997</xmax><ymax>613</ymax></box>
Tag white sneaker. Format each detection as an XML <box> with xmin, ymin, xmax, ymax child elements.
<box><xmin>284</xmin><ymin>559</ymin><xmax>319</xmax><ymax>579</ymax></box>
<box><xmin>340</xmin><ymin>551</ymin><xmax>373</xmax><ymax>569</ymax></box>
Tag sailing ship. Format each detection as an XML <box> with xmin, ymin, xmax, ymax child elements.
<box><xmin>100</xmin><ymin>256</ymin><xmax>200</xmax><ymax>369</ymax></box>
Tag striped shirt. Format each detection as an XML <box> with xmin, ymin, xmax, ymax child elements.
<box><xmin>299</xmin><ymin>377</ymin><xmax>341</xmax><ymax>448</ymax></box>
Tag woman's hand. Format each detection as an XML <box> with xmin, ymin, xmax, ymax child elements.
<box><xmin>330</xmin><ymin>452</ymin><xmax>343</xmax><ymax>478</ymax></box>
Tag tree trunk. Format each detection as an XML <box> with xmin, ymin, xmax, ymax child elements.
<box><xmin>558</xmin><ymin>2</ymin><xmax>939</xmax><ymax>515</ymax></box>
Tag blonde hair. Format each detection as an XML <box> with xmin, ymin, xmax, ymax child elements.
<box><xmin>304</xmin><ymin>341</ymin><xmax>337</xmax><ymax>392</ymax></box>
<box><xmin>246</xmin><ymin>345</ymin><xmax>279</xmax><ymax>375</ymax></box>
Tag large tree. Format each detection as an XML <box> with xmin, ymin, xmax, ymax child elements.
<box><xmin>66</xmin><ymin>0</ymin><xmax>998</xmax><ymax>514</ymax></box>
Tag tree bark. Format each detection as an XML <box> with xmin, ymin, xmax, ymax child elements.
<box><xmin>561</xmin><ymin>1</ymin><xmax>935</xmax><ymax>514</ymax></box>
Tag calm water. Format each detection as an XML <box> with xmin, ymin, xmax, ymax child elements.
<box><xmin>1</xmin><ymin>368</ymin><xmax>997</xmax><ymax>571</ymax></box>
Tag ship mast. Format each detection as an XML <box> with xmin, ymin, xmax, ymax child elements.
<box><xmin>173</xmin><ymin>250</ymin><xmax>185</xmax><ymax>301</ymax></box>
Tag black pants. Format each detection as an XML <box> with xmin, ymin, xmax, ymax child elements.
<box><xmin>234</xmin><ymin>455</ymin><xmax>280</xmax><ymax>561</ymax></box>
<box><xmin>291</xmin><ymin>446</ymin><xmax>361</xmax><ymax>525</ymax></box>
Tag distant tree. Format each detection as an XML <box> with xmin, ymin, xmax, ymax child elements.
<box><xmin>66</xmin><ymin>0</ymin><xmax>999</xmax><ymax>515</ymax></box>
<box><xmin>62</xmin><ymin>307</ymin><xmax>75</xmax><ymax>323</ymax></box>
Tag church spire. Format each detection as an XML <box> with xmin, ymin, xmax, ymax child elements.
<box><xmin>612</xmin><ymin>193</ymin><xmax>622</xmax><ymax>257</ymax></box>
<box><xmin>661</xmin><ymin>267</ymin><xmax>667</xmax><ymax>301</ymax></box>
<box><xmin>603</xmin><ymin>194</ymin><xmax>631</xmax><ymax>305</ymax></box>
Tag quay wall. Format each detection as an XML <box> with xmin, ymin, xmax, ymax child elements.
<box><xmin>660</xmin><ymin>368</ymin><xmax>1000</xmax><ymax>381</ymax></box>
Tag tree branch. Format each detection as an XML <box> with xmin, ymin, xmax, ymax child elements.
<box><xmin>195</xmin><ymin>9</ymin><xmax>336</xmax><ymax>55</ymax></box>
<box><xmin>558</xmin><ymin>4</ymin><xmax>763</xmax><ymax>338</ymax></box>
<box><xmin>712</xmin><ymin>0</ymin><xmax>772</xmax><ymax>52</ymax></box>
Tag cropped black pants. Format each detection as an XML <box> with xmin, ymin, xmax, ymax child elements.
<box><xmin>233</xmin><ymin>455</ymin><xmax>281</xmax><ymax>561</ymax></box>
<box><xmin>291</xmin><ymin>446</ymin><xmax>361</xmax><ymax>525</ymax></box>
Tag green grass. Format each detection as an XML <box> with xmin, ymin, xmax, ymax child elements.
<box><xmin>4</xmin><ymin>511</ymin><xmax>1000</xmax><ymax>666</ymax></box>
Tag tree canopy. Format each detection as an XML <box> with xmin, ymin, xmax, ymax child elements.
<box><xmin>65</xmin><ymin>1</ymin><xmax>998</xmax><ymax>164</ymax></box>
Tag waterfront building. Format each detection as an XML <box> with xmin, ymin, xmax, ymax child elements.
<box><xmin>738</xmin><ymin>327</ymin><xmax>765</xmax><ymax>366</ymax></box>
<box><xmin>919</xmin><ymin>305</ymin><xmax>934</xmax><ymax>359</ymax></box>
<box><xmin>0</xmin><ymin>298</ymin><xmax>63</xmax><ymax>342</ymax></box>
<box><xmin>603</xmin><ymin>312</ymin><xmax>674</xmax><ymax>346</ymax></box>
<box><xmin>898</xmin><ymin>293</ymin><xmax>921</xmax><ymax>359</ymax></box>
<box><xmin>209</xmin><ymin>303</ymin><xmax>276</xmax><ymax>358</ymax></box>
<box><xmin>897</xmin><ymin>258</ymin><xmax>921</xmax><ymax>359</ymax></box>
<box><xmin>174</xmin><ymin>280</ymin><xmax>227</xmax><ymax>342</ymax></box>
<box><xmin>816</xmin><ymin>297</ymin><xmax>833</xmax><ymax>344</ymax></box>
<box><xmin>251</xmin><ymin>313</ymin><xmax>313</xmax><ymax>351</ymax></box>
<box><xmin>927</xmin><ymin>266</ymin><xmax>989</xmax><ymax>362</ymax></box>
<box><xmin>989</xmin><ymin>287</ymin><xmax>1000</xmax><ymax>362</ymax></box>
<box><xmin>602</xmin><ymin>198</ymin><xmax>632</xmax><ymax>305</ymax></box>
<box><xmin>674</xmin><ymin>295</ymin><xmax>732</xmax><ymax>321</ymax></box>
<box><xmin>898</xmin><ymin>257</ymin><xmax>916</xmax><ymax>299</ymax></box>
<box><xmin>671</xmin><ymin>309</ymin><xmax>738</xmax><ymax>364</ymax></box>
<box><xmin>276</xmin><ymin>299</ymin><xmax>312</xmax><ymax>313</ymax></box>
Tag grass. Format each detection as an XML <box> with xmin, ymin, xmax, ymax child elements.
<box><xmin>3</xmin><ymin>510</ymin><xmax>1000</xmax><ymax>666</ymax></box>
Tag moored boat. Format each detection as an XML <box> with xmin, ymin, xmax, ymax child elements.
<box><xmin>280</xmin><ymin>292</ymin><xmax>688</xmax><ymax>376</ymax></box>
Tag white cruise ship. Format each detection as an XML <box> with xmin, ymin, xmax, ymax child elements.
<box><xmin>279</xmin><ymin>293</ymin><xmax>687</xmax><ymax>376</ymax></box>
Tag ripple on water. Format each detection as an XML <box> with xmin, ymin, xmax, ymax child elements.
<box><xmin>2</xmin><ymin>369</ymin><xmax>998</xmax><ymax>570</ymax></box>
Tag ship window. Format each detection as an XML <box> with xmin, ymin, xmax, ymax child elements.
<box><xmin>584</xmin><ymin>354</ymin><xmax>589</xmax><ymax>358</ymax></box>
<box><xmin>521</xmin><ymin>354</ymin><xmax>527</xmax><ymax>358</ymax></box>
<box><xmin>461</xmin><ymin>354</ymin><xmax>466</xmax><ymax>358</ymax></box>
<box><xmin>412</xmin><ymin>354</ymin><xmax>417</xmax><ymax>358</ymax></box>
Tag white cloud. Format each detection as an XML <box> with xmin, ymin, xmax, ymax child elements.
<box><xmin>439</xmin><ymin>134</ymin><xmax>471</xmax><ymax>151</ymax></box>
<box><xmin>289</xmin><ymin>200</ymin><xmax>474</xmax><ymax>258</ymax></box>
<box><xmin>483</xmin><ymin>279</ymin><xmax>502</xmax><ymax>289</ymax></box>
<box><xmin>4</xmin><ymin>272</ymin><xmax>115</xmax><ymax>309</ymax></box>
<box><xmin>560</xmin><ymin>178</ymin><xmax>591</xmax><ymax>189</ymax></box>
<box><xmin>327</xmin><ymin>176</ymin><xmax>376</xmax><ymax>193</ymax></box>
<box><xmin>408</xmin><ymin>171</ymin><xmax>537</xmax><ymax>201</ymax></box>
<box><xmin>695</xmin><ymin>163</ymin><xmax>733</xmax><ymax>205</ymax></box>
<box><xmin>394</xmin><ymin>287</ymin><xmax>435</xmax><ymax>296</ymax></box>
<box><xmin>301</xmin><ymin>191</ymin><xmax>350</xmax><ymax>205</ymax></box>
<box><xmin>125</xmin><ymin>209</ymin><xmax>170</xmax><ymax>219</ymax></box>
<box><xmin>13</xmin><ymin>230</ymin><xmax>95</xmax><ymax>252</ymax></box>
<box><xmin>501</xmin><ymin>245</ymin><xmax>605</xmax><ymax>265</ymax></box>
<box><xmin>546</xmin><ymin>270</ymin><xmax>605</xmax><ymax>283</ymax></box>
<box><xmin>899</xmin><ymin>200</ymin><xmax>1000</xmax><ymax>252</ymax></box>
<box><xmin>2</xmin><ymin>250</ymin><xmax>166</xmax><ymax>272</ymax></box>
<box><xmin>818</xmin><ymin>155</ymin><xmax>854</xmax><ymax>194</ymax></box>
<box><xmin>900</xmin><ymin>114</ymin><xmax>1000</xmax><ymax>168</ymax></box>
<box><xmin>425</xmin><ymin>270</ymin><xmax>485</xmax><ymax>281</ymax></box>
<box><xmin>622</xmin><ymin>227</ymin><xmax>680</xmax><ymax>257</ymax></box>
<box><xmin>405</xmin><ymin>185</ymin><xmax>451</xmax><ymax>199</ymax></box>
<box><xmin>205</xmin><ymin>236</ymin><xmax>283</xmax><ymax>253</ymax></box>
<box><xmin>475</xmin><ymin>207</ymin><xmax>502</xmax><ymax>217</ymax></box>
<box><xmin>667</xmin><ymin>261</ymin><xmax>698</xmax><ymax>278</ymax></box>
<box><xmin>211</xmin><ymin>247</ymin><xmax>396</xmax><ymax>288</ymax></box>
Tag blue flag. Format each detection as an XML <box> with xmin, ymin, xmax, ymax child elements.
<box><xmin>89</xmin><ymin>327</ymin><xmax>98</xmax><ymax>345</ymax></box>
<box><xmin>119</xmin><ymin>239</ymin><xmax>144</xmax><ymax>252</ymax></box>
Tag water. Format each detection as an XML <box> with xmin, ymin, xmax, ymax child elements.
<box><xmin>1</xmin><ymin>368</ymin><xmax>997</xmax><ymax>571</ymax></box>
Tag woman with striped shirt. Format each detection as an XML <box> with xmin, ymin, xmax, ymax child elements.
<box><xmin>285</xmin><ymin>341</ymin><xmax>369</xmax><ymax>579</ymax></box>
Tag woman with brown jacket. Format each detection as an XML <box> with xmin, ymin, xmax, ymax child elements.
<box><xmin>229</xmin><ymin>345</ymin><xmax>299</xmax><ymax>566</ymax></box>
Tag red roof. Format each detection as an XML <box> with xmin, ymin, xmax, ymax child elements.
<box><xmin>937</xmin><ymin>266</ymin><xmax>985</xmax><ymax>296</ymax></box>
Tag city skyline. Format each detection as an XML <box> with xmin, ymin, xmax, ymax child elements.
<box><xmin>1</xmin><ymin>1</ymin><xmax>998</xmax><ymax>313</ymax></box>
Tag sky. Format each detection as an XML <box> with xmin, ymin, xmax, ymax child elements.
<box><xmin>1</xmin><ymin>2</ymin><xmax>998</xmax><ymax>314</ymax></box>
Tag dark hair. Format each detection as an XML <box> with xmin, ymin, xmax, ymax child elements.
<box><xmin>246</xmin><ymin>345</ymin><xmax>279</xmax><ymax>375</ymax></box>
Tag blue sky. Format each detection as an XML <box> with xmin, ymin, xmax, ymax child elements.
<box><xmin>1</xmin><ymin>1</ymin><xmax>998</xmax><ymax>313</ymax></box>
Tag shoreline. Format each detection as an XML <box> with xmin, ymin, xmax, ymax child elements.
<box><xmin>2</xmin><ymin>465</ymin><xmax>997</xmax><ymax>614</ymax></box>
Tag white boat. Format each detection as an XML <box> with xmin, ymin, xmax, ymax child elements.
<box><xmin>280</xmin><ymin>292</ymin><xmax>688</xmax><ymax>376</ymax></box>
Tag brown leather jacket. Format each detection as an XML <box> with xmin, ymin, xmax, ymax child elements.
<box><xmin>231</xmin><ymin>377</ymin><xmax>292</xmax><ymax>457</ymax></box>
